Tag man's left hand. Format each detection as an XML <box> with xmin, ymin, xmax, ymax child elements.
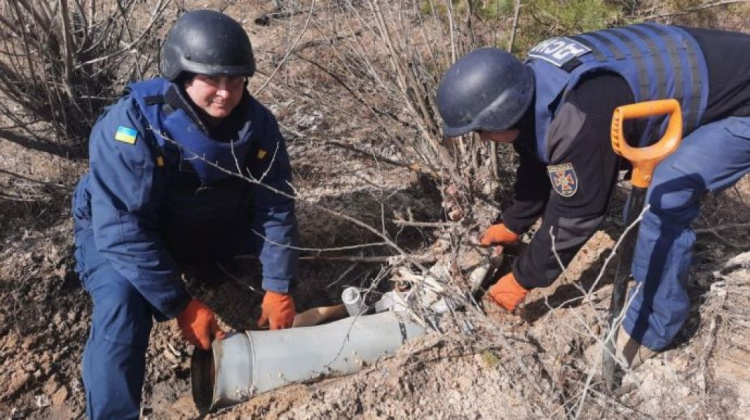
<box><xmin>257</xmin><ymin>291</ymin><xmax>296</xmax><ymax>330</ymax></box>
<box><xmin>480</xmin><ymin>223</ymin><xmax>520</xmax><ymax>247</ymax></box>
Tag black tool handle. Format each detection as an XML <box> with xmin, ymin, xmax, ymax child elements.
<box><xmin>602</xmin><ymin>186</ymin><xmax>647</xmax><ymax>389</ymax></box>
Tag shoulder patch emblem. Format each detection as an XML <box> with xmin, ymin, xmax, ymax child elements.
<box><xmin>547</xmin><ymin>163</ymin><xmax>579</xmax><ymax>198</ymax></box>
<box><xmin>114</xmin><ymin>126</ymin><xmax>138</xmax><ymax>144</ymax></box>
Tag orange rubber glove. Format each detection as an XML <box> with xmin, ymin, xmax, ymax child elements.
<box><xmin>487</xmin><ymin>272</ymin><xmax>528</xmax><ymax>312</ymax></box>
<box><xmin>257</xmin><ymin>291</ymin><xmax>296</xmax><ymax>330</ymax></box>
<box><xmin>479</xmin><ymin>223</ymin><xmax>520</xmax><ymax>247</ymax></box>
<box><xmin>177</xmin><ymin>299</ymin><xmax>225</xmax><ymax>350</ymax></box>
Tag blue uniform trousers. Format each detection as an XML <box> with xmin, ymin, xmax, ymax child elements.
<box><xmin>75</xmin><ymin>228</ymin><xmax>153</xmax><ymax>420</ymax></box>
<box><xmin>625</xmin><ymin>116</ymin><xmax>750</xmax><ymax>350</ymax></box>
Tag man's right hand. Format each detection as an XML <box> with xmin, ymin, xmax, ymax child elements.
<box><xmin>487</xmin><ymin>272</ymin><xmax>528</xmax><ymax>312</ymax></box>
<box><xmin>479</xmin><ymin>223</ymin><xmax>520</xmax><ymax>247</ymax></box>
<box><xmin>177</xmin><ymin>299</ymin><xmax>225</xmax><ymax>350</ymax></box>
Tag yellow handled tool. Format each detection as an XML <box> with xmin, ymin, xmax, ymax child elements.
<box><xmin>603</xmin><ymin>99</ymin><xmax>683</xmax><ymax>390</ymax></box>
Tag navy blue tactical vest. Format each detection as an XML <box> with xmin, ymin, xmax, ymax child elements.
<box><xmin>127</xmin><ymin>78</ymin><xmax>256</xmax><ymax>182</ymax></box>
<box><xmin>127</xmin><ymin>78</ymin><xmax>257</xmax><ymax>261</ymax></box>
<box><xmin>526</xmin><ymin>23</ymin><xmax>709</xmax><ymax>163</ymax></box>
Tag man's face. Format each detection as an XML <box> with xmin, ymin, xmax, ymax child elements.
<box><xmin>478</xmin><ymin>129</ymin><xmax>520</xmax><ymax>144</ymax></box>
<box><xmin>184</xmin><ymin>74</ymin><xmax>245</xmax><ymax>123</ymax></box>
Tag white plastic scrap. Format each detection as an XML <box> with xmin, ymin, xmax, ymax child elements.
<box><xmin>34</xmin><ymin>394</ymin><xmax>51</xmax><ymax>408</ymax></box>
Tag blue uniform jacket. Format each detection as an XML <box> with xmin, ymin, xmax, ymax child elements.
<box><xmin>72</xmin><ymin>78</ymin><xmax>299</xmax><ymax>320</ymax></box>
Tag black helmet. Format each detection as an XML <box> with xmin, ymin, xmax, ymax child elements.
<box><xmin>160</xmin><ymin>10</ymin><xmax>255</xmax><ymax>81</ymax></box>
<box><xmin>436</xmin><ymin>48</ymin><xmax>534</xmax><ymax>138</ymax></box>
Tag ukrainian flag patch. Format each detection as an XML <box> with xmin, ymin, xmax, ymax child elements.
<box><xmin>114</xmin><ymin>126</ymin><xmax>138</xmax><ymax>144</ymax></box>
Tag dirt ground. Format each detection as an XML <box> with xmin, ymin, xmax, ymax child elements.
<box><xmin>2</xmin><ymin>1</ymin><xmax>750</xmax><ymax>419</ymax></box>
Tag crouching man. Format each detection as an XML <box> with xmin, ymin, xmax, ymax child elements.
<box><xmin>436</xmin><ymin>24</ymin><xmax>750</xmax><ymax>368</ymax></box>
<box><xmin>72</xmin><ymin>10</ymin><xmax>299</xmax><ymax>419</ymax></box>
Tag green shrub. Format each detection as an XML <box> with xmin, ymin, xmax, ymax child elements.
<box><xmin>516</xmin><ymin>0</ymin><xmax>622</xmax><ymax>54</ymax></box>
